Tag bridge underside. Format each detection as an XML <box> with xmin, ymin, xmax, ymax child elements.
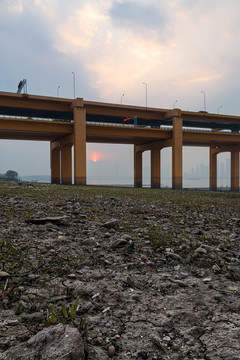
<box><xmin>0</xmin><ymin>92</ymin><xmax>239</xmax><ymax>191</ymax></box>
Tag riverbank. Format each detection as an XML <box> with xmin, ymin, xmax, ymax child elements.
<box><xmin>0</xmin><ymin>181</ymin><xmax>239</xmax><ymax>359</ymax></box>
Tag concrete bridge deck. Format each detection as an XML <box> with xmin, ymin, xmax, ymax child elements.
<box><xmin>0</xmin><ymin>91</ymin><xmax>239</xmax><ymax>190</ymax></box>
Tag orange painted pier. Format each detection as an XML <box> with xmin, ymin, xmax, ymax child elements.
<box><xmin>0</xmin><ymin>91</ymin><xmax>239</xmax><ymax>191</ymax></box>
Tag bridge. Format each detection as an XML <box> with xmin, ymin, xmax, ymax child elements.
<box><xmin>0</xmin><ymin>91</ymin><xmax>239</xmax><ymax>191</ymax></box>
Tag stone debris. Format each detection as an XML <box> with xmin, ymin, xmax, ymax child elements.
<box><xmin>108</xmin><ymin>344</ymin><xmax>115</xmax><ymax>357</ymax></box>
<box><xmin>111</xmin><ymin>238</ymin><xmax>128</xmax><ymax>249</ymax></box>
<box><xmin>0</xmin><ymin>271</ymin><xmax>10</xmax><ymax>278</ymax></box>
<box><xmin>102</xmin><ymin>218</ymin><xmax>119</xmax><ymax>228</ymax></box>
<box><xmin>0</xmin><ymin>181</ymin><xmax>240</xmax><ymax>359</ymax></box>
<box><xmin>25</xmin><ymin>215</ymin><xmax>67</xmax><ymax>224</ymax></box>
<box><xmin>0</xmin><ymin>324</ymin><xmax>85</xmax><ymax>360</ymax></box>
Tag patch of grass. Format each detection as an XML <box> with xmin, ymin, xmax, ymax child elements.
<box><xmin>0</xmin><ymin>238</ymin><xmax>30</xmax><ymax>274</ymax></box>
<box><xmin>46</xmin><ymin>297</ymin><xmax>88</xmax><ymax>336</ymax></box>
<box><xmin>148</xmin><ymin>225</ymin><xmax>174</xmax><ymax>248</ymax></box>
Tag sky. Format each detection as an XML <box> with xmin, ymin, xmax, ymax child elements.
<box><xmin>0</xmin><ymin>0</ymin><xmax>239</xmax><ymax>185</ymax></box>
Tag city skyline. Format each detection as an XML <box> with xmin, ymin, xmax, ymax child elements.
<box><xmin>10</xmin><ymin>155</ymin><xmax>231</xmax><ymax>189</ymax></box>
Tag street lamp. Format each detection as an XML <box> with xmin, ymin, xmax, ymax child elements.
<box><xmin>142</xmin><ymin>82</ymin><xmax>147</xmax><ymax>108</ymax></box>
<box><xmin>173</xmin><ymin>100</ymin><xmax>178</xmax><ymax>108</ymax></box>
<box><xmin>201</xmin><ymin>90</ymin><xmax>206</xmax><ymax>112</ymax></box>
<box><xmin>121</xmin><ymin>94</ymin><xmax>125</xmax><ymax>104</ymax></box>
<box><xmin>218</xmin><ymin>105</ymin><xmax>223</xmax><ymax>114</ymax></box>
<box><xmin>57</xmin><ymin>86</ymin><xmax>60</xmax><ymax>98</ymax></box>
<box><xmin>72</xmin><ymin>72</ymin><xmax>76</xmax><ymax>98</ymax></box>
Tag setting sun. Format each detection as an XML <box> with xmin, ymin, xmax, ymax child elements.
<box><xmin>89</xmin><ymin>152</ymin><xmax>101</xmax><ymax>163</ymax></box>
<box><xmin>87</xmin><ymin>148</ymin><xmax>110</xmax><ymax>163</ymax></box>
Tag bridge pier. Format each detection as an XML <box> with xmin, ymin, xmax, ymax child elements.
<box><xmin>231</xmin><ymin>150</ymin><xmax>239</xmax><ymax>191</ymax></box>
<box><xmin>61</xmin><ymin>144</ymin><xmax>72</xmax><ymax>185</ymax></box>
<box><xmin>172</xmin><ymin>115</ymin><xmax>183</xmax><ymax>190</ymax></box>
<box><xmin>50</xmin><ymin>142</ymin><xmax>60</xmax><ymax>184</ymax></box>
<box><xmin>210</xmin><ymin>146</ymin><xmax>240</xmax><ymax>191</ymax></box>
<box><xmin>134</xmin><ymin>111</ymin><xmax>184</xmax><ymax>190</ymax></box>
<box><xmin>151</xmin><ymin>147</ymin><xmax>161</xmax><ymax>188</ymax></box>
<box><xmin>50</xmin><ymin>98</ymin><xmax>87</xmax><ymax>186</ymax></box>
<box><xmin>134</xmin><ymin>145</ymin><xmax>143</xmax><ymax>187</ymax></box>
<box><xmin>209</xmin><ymin>147</ymin><xmax>217</xmax><ymax>191</ymax></box>
<box><xmin>72</xmin><ymin>99</ymin><xmax>86</xmax><ymax>185</ymax></box>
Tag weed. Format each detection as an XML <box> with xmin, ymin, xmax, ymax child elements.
<box><xmin>46</xmin><ymin>297</ymin><xmax>88</xmax><ymax>336</ymax></box>
<box><xmin>123</xmin><ymin>276</ymin><xmax>135</xmax><ymax>288</ymax></box>
<box><xmin>148</xmin><ymin>225</ymin><xmax>174</xmax><ymax>248</ymax></box>
<box><xmin>0</xmin><ymin>238</ymin><xmax>30</xmax><ymax>274</ymax></box>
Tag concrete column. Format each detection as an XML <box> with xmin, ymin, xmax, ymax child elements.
<box><xmin>231</xmin><ymin>151</ymin><xmax>239</xmax><ymax>191</ymax></box>
<box><xmin>210</xmin><ymin>147</ymin><xmax>217</xmax><ymax>191</ymax></box>
<box><xmin>172</xmin><ymin>116</ymin><xmax>183</xmax><ymax>189</ymax></box>
<box><xmin>61</xmin><ymin>144</ymin><xmax>72</xmax><ymax>185</ymax></box>
<box><xmin>50</xmin><ymin>142</ymin><xmax>60</xmax><ymax>184</ymax></box>
<box><xmin>134</xmin><ymin>145</ymin><xmax>143</xmax><ymax>187</ymax></box>
<box><xmin>151</xmin><ymin>147</ymin><xmax>160</xmax><ymax>188</ymax></box>
<box><xmin>72</xmin><ymin>99</ymin><xmax>86</xmax><ymax>185</ymax></box>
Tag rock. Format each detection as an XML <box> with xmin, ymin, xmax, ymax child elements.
<box><xmin>1</xmin><ymin>324</ymin><xmax>85</xmax><ymax>360</ymax></box>
<box><xmin>0</xmin><ymin>271</ymin><xmax>10</xmax><ymax>278</ymax></box>
<box><xmin>108</xmin><ymin>344</ymin><xmax>115</xmax><ymax>357</ymax></box>
<box><xmin>227</xmin><ymin>264</ymin><xmax>240</xmax><ymax>279</ymax></box>
<box><xmin>137</xmin><ymin>351</ymin><xmax>148</xmax><ymax>359</ymax></box>
<box><xmin>150</xmin><ymin>335</ymin><xmax>165</xmax><ymax>351</ymax></box>
<box><xmin>87</xmin><ymin>345</ymin><xmax>109</xmax><ymax>360</ymax></box>
<box><xmin>167</xmin><ymin>253</ymin><xmax>183</xmax><ymax>262</ymax></box>
<box><xmin>68</xmin><ymin>273</ymin><xmax>77</xmax><ymax>279</ymax></box>
<box><xmin>21</xmin><ymin>312</ymin><xmax>44</xmax><ymax>324</ymax></box>
<box><xmin>122</xmin><ymin>234</ymin><xmax>133</xmax><ymax>241</ymax></box>
<box><xmin>171</xmin><ymin>279</ymin><xmax>188</xmax><ymax>287</ymax></box>
<box><xmin>192</xmin><ymin>228</ymin><xmax>203</xmax><ymax>235</ymax></box>
<box><xmin>195</xmin><ymin>247</ymin><xmax>207</xmax><ymax>255</ymax></box>
<box><xmin>163</xmin><ymin>335</ymin><xmax>171</xmax><ymax>342</ymax></box>
<box><xmin>212</xmin><ymin>264</ymin><xmax>221</xmax><ymax>273</ymax></box>
<box><xmin>141</xmin><ymin>254</ymin><xmax>148</xmax><ymax>262</ymax></box>
<box><xmin>25</xmin><ymin>216</ymin><xmax>67</xmax><ymax>225</ymax></box>
<box><xmin>200</xmin><ymin>326</ymin><xmax>240</xmax><ymax>360</ymax></box>
<box><xmin>80</xmin><ymin>301</ymin><xmax>93</xmax><ymax>313</ymax></box>
<box><xmin>111</xmin><ymin>239</ymin><xmax>128</xmax><ymax>249</ymax></box>
<box><xmin>102</xmin><ymin>219</ymin><xmax>119</xmax><ymax>228</ymax></box>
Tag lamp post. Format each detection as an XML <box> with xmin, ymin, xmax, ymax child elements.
<box><xmin>142</xmin><ymin>82</ymin><xmax>147</xmax><ymax>108</ymax></box>
<box><xmin>72</xmin><ymin>72</ymin><xmax>76</xmax><ymax>99</ymax></box>
<box><xmin>121</xmin><ymin>93</ymin><xmax>125</xmax><ymax>104</ymax></box>
<box><xmin>218</xmin><ymin>105</ymin><xmax>223</xmax><ymax>114</ymax></box>
<box><xmin>173</xmin><ymin>99</ymin><xmax>178</xmax><ymax>108</ymax></box>
<box><xmin>201</xmin><ymin>90</ymin><xmax>206</xmax><ymax>112</ymax></box>
<box><xmin>57</xmin><ymin>86</ymin><xmax>60</xmax><ymax>98</ymax></box>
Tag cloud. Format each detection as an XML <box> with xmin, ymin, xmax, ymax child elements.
<box><xmin>109</xmin><ymin>1</ymin><xmax>168</xmax><ymax>40</ymax></box>
<box><xmin>188</xmin><ymin>75</ymin><xmax>223</xmax><ymax>83</ymax></box>
<box><xmin>56</xmin><ymin>4</ymin><xmax>108</xmax><ymax>52</ymax></box>
<box><xmin>2</xmin><ymin>0</ymin><xmax>240</xmax><ymax>111</ymax></box>
<box><xmin>0</xmin><ymin>0</ymin><xmax>23</xmax><ymax>16</ymax></box>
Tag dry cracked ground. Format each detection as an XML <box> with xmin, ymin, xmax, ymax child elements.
<box><xmin>0</xmin><ymin>180</ymin><xmax>240</xmax><ymax>360</ymax></box>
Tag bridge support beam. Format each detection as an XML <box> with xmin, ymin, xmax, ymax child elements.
<box><xmin>50</xmin><ymin>142</ymin><xmax>60</xmax><ymax>184</ymax></box>
<box><xmin>134</xmin><ymin>145</ymin><xmax>143</xmax><ymax>187</ymax></box>
<box><xmin>151</xmin><ymin>148</ymin><xmax>160</xmax><ymax>188</ymax></box>
<box><xmin>72</xmin><ymin>99</ymin><xmax>86</xmax><ymax>185</ymax></box>
<box><xmin>209</xmin><ymin>147</ymin><xmax>217</xmax><ymax>191</ymax></box>
<box><xmin>61</xmin><ymin>144</ymin><xmax>72</xmax><ymax>185</ymax></box>
<box><xmin>231</xmin><ymin>151</ymin><xmax>239</xmax><ymax>192</ymax></box>
<box><xmin>172</xmin><ymin>116</ymin><xmax>183</xmax><ymax>189</ymax></box>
